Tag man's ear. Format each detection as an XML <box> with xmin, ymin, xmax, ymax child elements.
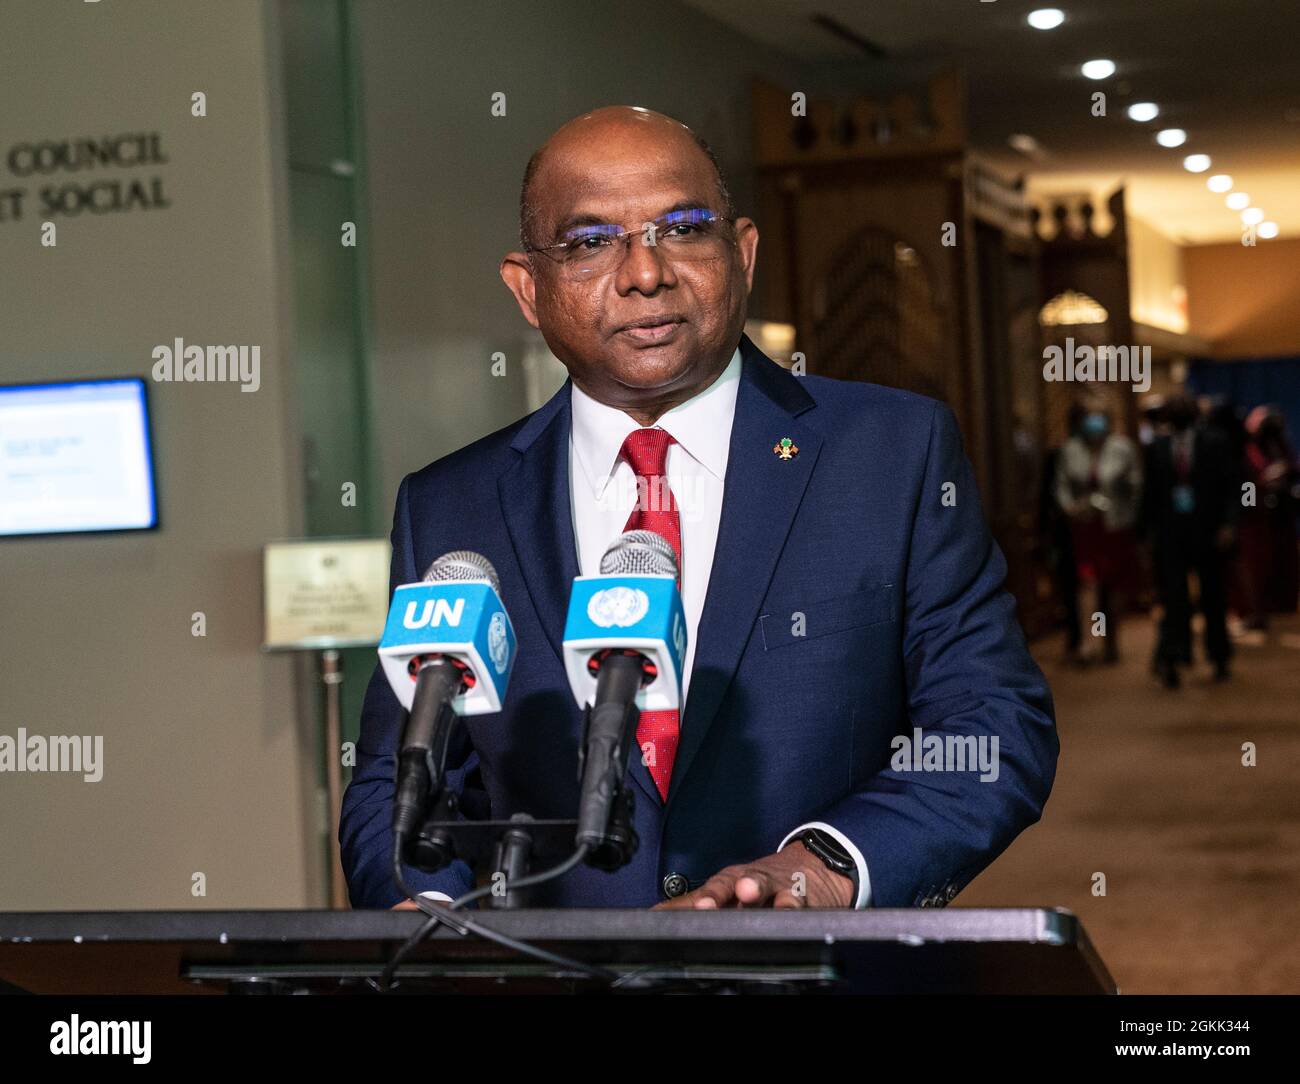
<box><xmin>500</xmin><ymin>252</ymin><xmax>541</xmax><ymax>329</ymax></box>
<box><xmin>733</xmin><ymin>217</ymin><xmax>759</xmax><ymax>294</ymax></box>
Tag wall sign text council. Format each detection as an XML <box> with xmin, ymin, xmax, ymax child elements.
<box><xmin>0</xmin><ymin>131</ymin><xmax>171</xmax><ymax>223</ymax></box>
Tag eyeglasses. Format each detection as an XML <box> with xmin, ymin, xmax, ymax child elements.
<box><xmin>525</xmin><ymin>207</ymin><xmax>734</xmax><ymax>281</ymax></box>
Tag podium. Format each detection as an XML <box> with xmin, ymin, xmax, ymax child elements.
<box><xmin>0</xmin><ymin>909</ymin><xmax>1114</xmax><ymax>994</ymax></box>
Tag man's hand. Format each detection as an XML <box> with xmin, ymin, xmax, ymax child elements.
<box><xmin>391</xmin><ymin>899</ymin><xmax>421</xmax><ymax>910</ymax></box>
<box><xmin>651</xmin><ymin>842</ymin><xmax>855</xmax><ymax>910</ymax></box>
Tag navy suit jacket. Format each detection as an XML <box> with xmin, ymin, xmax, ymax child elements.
<box><xmin>340</xmin><ymin>335</ymin><xmax>1058</xmax><ymax>908</ymax></box>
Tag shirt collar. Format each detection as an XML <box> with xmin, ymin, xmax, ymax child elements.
<box><xmin>571</xmin><ymin>346</ymin><xmax>741</xmax><ymax>500</ymax></box>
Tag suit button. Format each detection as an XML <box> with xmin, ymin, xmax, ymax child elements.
<box><xmin>662</xmin><ymin>873</ymin><xmax>689</xmax><ymax>898</ymax></box>
<box><xmin>945</xmin><ymin>884</ymin><xmax>958</xmax><ymax>901</ymax></box>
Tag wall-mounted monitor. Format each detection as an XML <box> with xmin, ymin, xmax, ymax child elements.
<box><xmin>0</xmin><ymin>378</ymin><xmax>158</xmax><ymax>537</ymax></box>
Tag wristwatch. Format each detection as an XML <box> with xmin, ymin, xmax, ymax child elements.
<box><xmin>795</xmin><ymin>828</ymin><xmax>859</xmax><ymax>894</ymax></box>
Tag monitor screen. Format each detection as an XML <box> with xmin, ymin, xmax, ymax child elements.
<box><xmin>0</xmin><ymin>378</ymin><xmax>158</xmax><ymax>537</ymax></box>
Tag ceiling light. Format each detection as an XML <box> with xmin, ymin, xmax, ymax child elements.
<box><xmin>1226</xmin><ymin>192</ymin><xmax>1250</xmax><ymax>210</ymax></box>
<box><xmin>1008</xmin><ymin>133</ymin><xmax>1042</xmax><ymax>155</ymax></box>
<box><xmin>1081</xmin><ymin>59</ymin><xmax>1116</xmax><ymax>80</ymax></box>
<box><xmin>1206</xmin><ymin>174</ymin><xmax>1233</xmax><ymax>193</ymax></box>
<box><xmin>1183</xmin><ymin>154</ymin><xmax>1212</xmax><ymax>173</ymax></box>
<box><xmin>1156</xmin><ymin>128</ymin><xmax>1187</xmax><ymax>147</ymax></box>
<box><xmin>1027</xmin><ymin>9</ymin><xmax>1066</xmax><ymax>30</ymax></box>
<box><xmin>1242</xmin><ymin>207</ymin><xmax>1265</xmax><ymax>226</ymax></box>
<box><xmin>1258</xmin><ymin>222</ymin><xmax>1279</xmax><ymax>239</ymax></box>
<box><xmin>1127</xmin><ymin>102</ymin><xmax>1160</xmax><ymax>122</ymax></box>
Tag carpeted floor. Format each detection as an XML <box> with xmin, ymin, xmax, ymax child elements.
<box><xmin>957</xmin><ymin>611</ymin><xmax>1300</xmax><ymax>994</ymax></box>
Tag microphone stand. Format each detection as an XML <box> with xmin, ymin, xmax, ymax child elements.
<box><xmin>491</xmin><ymin>814</ymin><xmax>536</xmax><ymax>909</ymax></box>
<box><xmin>397</xmin><ymin>655</ymin><xmax>643</xmax><ymax>909</ymax></box>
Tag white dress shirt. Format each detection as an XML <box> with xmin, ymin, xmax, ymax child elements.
<box><xmin>426</xmin><ymin>346</ymin><xmax>872</xmax><ymax>907</ymax></box>
<box><xmin>569</xmin><ymin>348</ymin><xmax>740</xmax><ymax>703</ymax></box>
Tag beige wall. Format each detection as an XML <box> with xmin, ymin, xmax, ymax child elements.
<box><xmin>0</xmin><ymin>0</ymin><xmax>319</xmax><ymax>907</ymax></box>
<box><xmin>1185</xmin><ymin>238</ymin><xmax>1300</xmax><ymax>358</ymax></box>
<box><xmin>1127</xmin><ymin>214</ymin><xmax>1187</xmax><ymax>335</ymax></box>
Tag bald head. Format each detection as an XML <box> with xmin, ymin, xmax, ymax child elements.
<box><xmin>519</xmin><ymin>106</ymin><xmax>734</xmax><ymax>249</ymax></box>
<box><xmin>498</xmin><ymin>104</ymin><xmax>759</xmax><ymax>426</ymax></box>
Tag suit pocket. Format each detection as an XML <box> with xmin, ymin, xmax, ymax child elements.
<box><xmin>759</xmin><ymin>583</ymin><xmax>898</xmax><ymax>651</ymax></box>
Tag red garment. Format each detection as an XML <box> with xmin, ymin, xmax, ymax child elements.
<box><xmin>1233</xmin><ymin>443</ymin><xmax>1300</xmax><ymax>616</ymax></box>
<box><xmin>1072</xmin><ymin>519</ymin><xmax>1142</xmax><ymax>597</ymax></box>
<box><xmin>620</xmin><ymin>427</ymin><xmax>681</xmax><ymax>801</ymax></box>
<box><xmin>1071</xmin><ymin>451</ymin><xmax>1141</xmax><ymax>596</ymax></box>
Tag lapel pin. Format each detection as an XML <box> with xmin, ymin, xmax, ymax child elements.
<box><xmin>772</xmin><ymin>436</ymin><xmax>799</xmax><ymax>460</ymax></box>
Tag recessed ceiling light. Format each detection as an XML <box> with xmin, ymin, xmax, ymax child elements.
<box><xmin>1242</xmin><ymin>207</ymin><xmax>1265</xmax><ymax>226</ymax></box>
<box><xmin>1156</xmin><ymin>128</ymin><xmax>1187</xmax><ymax>147</ymax></box>
<box><xmin>1206</xmin><ymin>174</ymin><xmax>1233</xmax><ymax>193</ymax></box>
<box><xmin>1183</xmin><ymin>154</ymin><xmax>1212</xmax><ymax>173</ymax></box>
<box><xmin>1027</xmin><ymin>9</ymin><xmax>1066</xmax><ymax>30</ymax></box>
<box><xmin>1008</xmin><ymin>133</ymin><xmax>1042</xmax><ymax>155</ymax></box>
<box><xmin>1127</xmin><ymin>102</ymin><xmax>1160</xmax><ymax>122</ymax></box>
<box><xmin>1226</xmin><ymin>192</ymin><xmax>1250</xmax><ymax>210</ymax></box>
<box><xmin>1258</xmin><ymin>221</ymin><xmax>1279</xmax><ymax>239</ymax></box>
<box><xmin>1081</xmin><ymin>59</ymin><xmax>1116</xmax><ymax>80</ymax></box>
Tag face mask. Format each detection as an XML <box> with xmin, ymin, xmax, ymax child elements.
<box><xmin>1081</xmin><ymin>413</ymin><xmax>1109</xmax><ymax>438</ymax></box>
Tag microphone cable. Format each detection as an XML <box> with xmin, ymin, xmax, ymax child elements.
<box><xmin>379</xmin><ymin>843</ymin><xmax>617</xmax><ymax>989</ymax></box>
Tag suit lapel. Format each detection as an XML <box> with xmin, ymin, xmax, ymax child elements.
<box><xmin>666</xmin><ymin>338</ymin><xmax>822</xmax><ymax>807</ymax></box>
<box><xmin>498</xmin><ymin>385</ymin><xmax>578</xmax><ymax>665</ymax></box>
<box><xmin>497</xmin><ymin>381</ymin><xmax>663</xmax><ymax>808</ymax></box>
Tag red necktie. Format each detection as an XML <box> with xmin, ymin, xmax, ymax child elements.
<box><xmin>619</xmin><ymin>427</ymin><xmax>681</xmax><ymax>801</ymax></box>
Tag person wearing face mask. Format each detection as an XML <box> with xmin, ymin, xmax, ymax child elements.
<box><xmin>1054</xmin><ymin>401</ymin><xmax>1143</xmax><ymax>665</ymax></box>
<box><xmin>1140</xmin><ymin>393</ymin><xmax>1239</xmax><ymax>688</ymax></box>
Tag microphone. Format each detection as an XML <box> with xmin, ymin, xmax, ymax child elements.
<box><xmin>379</xmin><ymin>550</ymin><xmax>517</xmax><ymax>851</ymax></box>
<box><xmin>562</xmin><ymin>530</ymin><xmax>687</xmax><ymax>865</ymax></box>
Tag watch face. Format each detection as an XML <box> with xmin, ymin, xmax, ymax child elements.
<box><xmin>804</xmin><ymin>830</ymin><xmax>852</xmax><ymax>870</ymax></box>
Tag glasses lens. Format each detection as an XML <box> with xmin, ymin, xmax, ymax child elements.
<box><xmin>564</xmin><ymin>230</ymin><xmax>621</xmax><ymax>279</ymax></box>
<box><xmin>656</xmin><ymin>211</ymin><xmax>728</xmax><ymax>261</ymax></box>
<box><xmin>559</xmin><ymin>211</ymin><xmax>731</xmax><ymax>280</ymax></box>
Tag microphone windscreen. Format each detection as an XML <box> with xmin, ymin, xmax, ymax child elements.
<box><xmin>599</xmin><ymin>529</ymin><xmax>677</xmax><ymax>578</ymax></box>
<box><xmin>423</xmin><ymin>550</ymin><xmax>502</xmax><ymax>594</ymax></box>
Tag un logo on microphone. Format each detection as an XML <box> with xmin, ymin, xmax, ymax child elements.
<box><xmin>587</xmin><ymin>586</ymin><xmax>650</xmax><ymax>628</ymax></box>
<box><xmin>488</xmin><ymin>611</ymin><xmax>510</xmax><ymax>674</ymax></box>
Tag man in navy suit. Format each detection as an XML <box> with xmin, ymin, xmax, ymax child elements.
<box><xmin>340</xmin><ymin>106</ymin><xmax>1057</xmax><ymax>910</ymax></box>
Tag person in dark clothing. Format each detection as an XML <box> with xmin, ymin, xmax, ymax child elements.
<box><xmin>1141</xmin><ymin>393</ymin><xmax>1239</xmax><ymax>688</ymax></box>
<box><xmin>1041</xmin><ymin>446</ymin><xmax>1080</xmax><ymax>659</ymax></box>
<box><xmin>1041</xmin><ymin>404</ymin><xmax>1085</xmax><ymax>660</ymax></box>
<box><xmin>1200</xmin><ymin>395</ymin><xmax>1247</xmax><ymax>465</ymax></box>
<box><xmin>1236</xmin><ymin>406</ymin><xmax>1300</xmax><ymax>626</ymax></box>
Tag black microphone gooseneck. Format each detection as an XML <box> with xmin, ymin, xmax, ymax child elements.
<box><xmin>392</xmin><ymin>656</ymin><xmax>463</xmax><ymax>852</ymax></box>
<box><xmin>575</xmin><ymin>652</ymin><xmax>642</xmax><ymax>852</ymax></box>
